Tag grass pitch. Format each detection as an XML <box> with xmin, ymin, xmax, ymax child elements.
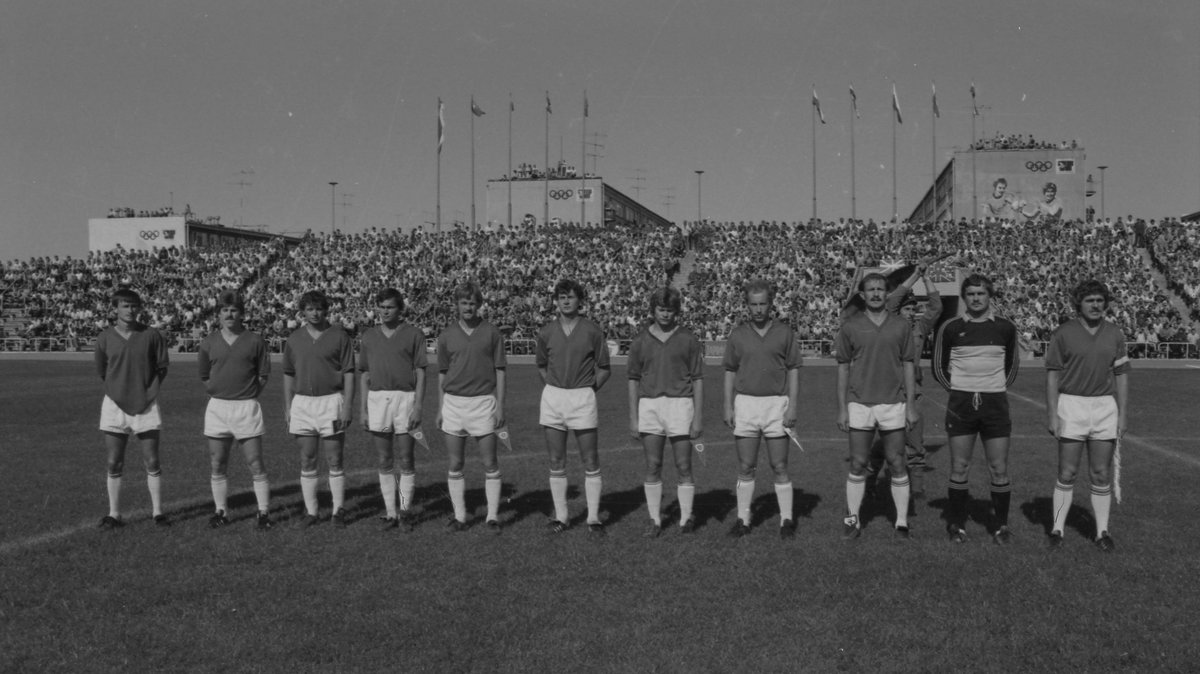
<box><xmin>2</xmin><ymin>357</ymin><xmax>1200</xmax><ymax>672</ymax></box>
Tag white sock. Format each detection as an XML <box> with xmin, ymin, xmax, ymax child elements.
<box><xmin>211</xmin><ymin>474</ymin><xmax>228</xmax><ymax>513</ymax></box>
<box><xmin>1091</xmin><ymin>483</ymin><xmax>1112</xmax><ymax>536</ymax></box>
<box><xmin>107</xmin><ymin>473</ymin><xmax>122</xmax><ymax>518</ymax></box>
<box><xmin>644</xmin><ymin>481</ymin><xmax>663</xmax><ymax>525</ymax></box>
<box><xmin>485</xmin><ymin>471</ymin><xmax>502</xmax><ymax>522</ymax></box>
<box><xmin>146</xmin><ymin>471</ymin><xmax>163</xmax><ymax>516</ymax></box>
<box><xmin>398</xmin><ymin>471</ymin><xmax>415</xmax><ymax>512</ymax></box>
<box><xmin>584</xmin><ymin>470</ymin><xmax>602</xmax><ymax>524</ymax></box>
<box><xmin>329</xmin><ymin>470</ymin><xmax>346</xmax><ymax>512</ymax></box>
<box><xmin>774</xmin><ymin>481</ymin><xmax>794</xmax><ymax>524</ymax></box>
<box><xmin>736</xmin><ymin>478</ymin><xmax>755</xmax><ymax>524</ymax></box>
<box><xmin>1052</xmin><ymin>480</ymin><xmax>1073</xmax><ymax>533</ymax></box>
<box><xmin>549</xmin><ymin>470</ymin><xmax>569</xmax><ymax>523</ymax></box>
<box><xmin>252</xmin><ymin>474</ymin><xmax>270</xmax><ymax>513</ymax></box>
<box><xmin>846</xmin><ymin>473</ymin><xmax>866</xmax><ymax>519</ymax></box>
<box><xmin>301</xmin><ymin>471</ymin><xmax>319</xmax><ymax>516</ymax></box>
<box><xmin>891</xmin><ymin>475</ymin><xmax>911</xmax><ymax>528</ymax></box>
<box><xmin>379</xmin><ymin>472</ymin><xmax>397</xmax><ymax>518</ymax></box>
<box><xmin>677</xmin><ymin>484</ymin><xmax>696</xmax><ymax>525</ymax></box>
<box><xmin>448</xmin><ymin>472</ymin><xmax>466</xmax><ymax>522</ymax></box>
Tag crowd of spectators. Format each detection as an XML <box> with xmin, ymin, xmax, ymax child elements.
<box><xmin>970</xmin><ymin>132</ymin><xmax>1079</xmax><ymax>152</ymax></box>
<box><xmin>501</xmin><ymin>160</ymin><xmax>580</xmax><ymax>181</ymax></box>
<box><xmin>107</xmin><ymin>206</ymin><xmax>177</xmax><ymax>219</ymax></box>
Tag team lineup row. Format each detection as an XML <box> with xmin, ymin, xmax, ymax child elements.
<box><xmin>93</xmin><ymin>264</ymin><xmax>1129</xmax><ymax>550</ymax></box>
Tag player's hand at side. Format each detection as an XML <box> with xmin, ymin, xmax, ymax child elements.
<box><xmin>1117</xmin><ymin>414</ymin><xmax>1127</xmax><ymax>439</ymax></box>
<box><xmin>360</xmin><ymin>405</ymin><xmax>369</xmax><ymax>427</ymax></box>
<box><xmin>723</xmin><ymin>408</ymin><xmax>734</xmax><ymax>429</ymax></box>
<box><xmin>836</xmin><ymin>408</ymin><xmax>849</xmax><ymax>433</ymax></box>
<box><xmin>338</xmin><ymin>405</ymin><xmax>353</xmax><ymax>429</ymax></box>
<box><xmin>629</xmin><ymin>420</ymin><xmax>640</xmax><ymax>441</ymax></box>
<box><xmin>783</xmin><ymin>407</ymin><xmax>797</xmax><ymax>429</ymax></box>
<box><xmin>905</xmin><ymin>406</ymin><xmax>920</xmax><ymax>430</ymax></box>
<box><xmin>408</xmin><ymin>408</ymin><xmax>422</xmax><ymax>432</ymax></box>
<box><xmin>493</xmin><ymin>410</ymin><xmax>505</xmax><ymax>430</ymax></box>
<box><xmin>1046</xmin><ymin>413</ymin><xmax>1059</xmax><ymax>437</ymax></box>
<box><xmin>435</xmin><ymin>410</ymin><xmax>443</xmax><ymax>432</ymax></box>
<box><xmin>690</xmin><ymin>417</ymin><xmax>703</xmax><ymax>439</ymax></box>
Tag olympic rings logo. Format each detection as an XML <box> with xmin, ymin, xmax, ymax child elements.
<box><xmin>1025</xmin><ymin>161</ymin><xmax>1052</xmax><ymax>172</ymax></box>
<box><xmin>139</xmin><ymin>231</ymin><xmax>159</xmax><ymax>240</ymax></box>
<box><xmin>549</xmin><ymin>189</ymin><xmax>575</xmax><ymax>200</ymax></box>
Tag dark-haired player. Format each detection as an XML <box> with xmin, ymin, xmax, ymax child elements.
<box><xmin>1045</xmin><ymin>280</ymin><xmax>1129</xmax><ymax>552</ymax></box>
<box><xmin>932</xmin><ymin>274</ymin><xmax>1019</xmax><ymax>544</ymax></box>
<box><xmin>283</xmin><ymin>290</ymin><xmax>356</xmax><ymax>527</ymax></box>
<box><xmin>722</xmin><ymin>279</ymin><xmax>801</xmax><ymax>539</ymax></box>
<box><xmin>199</xmin><ymin>291</ymin><xmax>273</xmax><ymax>530</ymax></box>
<box><xmin>835</xmin><ymin>273</ymin><xmax>916</xmax><ymax>539</ymax></box>
<box><xmin>537</xmin><ymin>279</ymin><xmax>611</xmax><ymax>535</ymax></box>
<box><xmin>359</xmin><ymin>288</ymin><xmax>427</xmax><ymax>530</ymax></box>
<box><xmin>95</xmin><ymin>288</ymin><xmax>170</xmax><ymax>529</ymax></box>
<box><xmin>628</xmin><ymin>287</ymin><xmax>704</xmax><ymax>537</ymax></box>
<box><xmin>436</xmin><ymin>282</ymin><xmax>507</xmax><ymax>533</ymax></box>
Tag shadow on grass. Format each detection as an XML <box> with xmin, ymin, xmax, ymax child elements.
<box><xmin>749</xmin><ymin>486</ymin><xmax>821</xmax><ymax>528</ymax></box>
<box><xmin>1019</xmin><ymin>496</ymin><xmax>1096</xmax><ymax>540</ymax></box>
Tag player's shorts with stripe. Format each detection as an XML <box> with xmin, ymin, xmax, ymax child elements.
<box><xmin>945</xmin><ymin>390</ymin><xmax>1011</xmax><ymax>439</ymax></box>
<box><xmin>848</xmin><ymin>401</ymin><xmax>906</xmax><ymax>432</ymax></box>
<box><xmin>638</xmin><ymin>397</ymin><xmax>694</xmax><ymax>437</ymax></box>
<box><xmin>289</xmin><ymin>393</ymin><xmax>346</xmax><ymax>437</ymax></box>
<box><xmin>540</xmin><ymin>385</ymin><xmax>598</xmax><ymax>431</ymax></box>
<box><xmin>733</xmin><ymin>394</ymin><xmax>788</xmax><ymax>438</ymax></box>
<box><xmin>99</xmin><ymin>396</ymin><xmax>162</xmax><ymax>435</ymax></box>
<box><xmin>1055</xmin><ymin>393</ymin><xmax>1118</xmax><ymax>441</ymax></box>
<box><xmin>366</xmin><ymin>390</ymin><xmax>417</xmax><ymax>434</ymax></box>
<box><xmin>204</xmin><ymin>398</ymin><xmax>264</xmax><ymax>439</ymax></box>
<box><xmin>441</xmin><ymin>393</ymin><xmax>497</xmax><ymax>437</ymax></box>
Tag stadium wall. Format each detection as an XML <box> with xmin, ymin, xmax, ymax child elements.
<box><xmin>88</xmin><ymin>217</ymin><xmax>187</xmax><ymax>252</ymax></box>
<box><xmin>952</xmin><ymin>148</ymin><xmax>1086</xmax><ymax>222</ymax></box>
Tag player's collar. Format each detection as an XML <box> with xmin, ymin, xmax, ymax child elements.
<box><xmin>963</xmin><ymin>310</ymin><xmax>996</xmax><ymax>322</ymax></box>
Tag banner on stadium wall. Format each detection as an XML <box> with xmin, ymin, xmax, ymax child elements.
<box><xmin>88</xmin><ymin>217</ymin><xmax>187</xmax><ymax>253</ymax></box>
<box><xmin>952</xmin><ymin>149</ymin><xmax>1086</xmax><ymax>224</ymax></box>
<box><xmin>485</xmin><ymin>178</ymin><xmax>602</xmax><ymax>227</ymax></box>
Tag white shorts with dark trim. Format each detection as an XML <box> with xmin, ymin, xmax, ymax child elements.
<box><xmin>1055</xmin><ymin>393</ymin><xmax>1118</xmax><ymax>441</ymax></box>
<box><xmin>366</xmin><ymin>390</ymin><xmax>417</xmax><ymax>434</ymax></box>
<box><xmin>540</xmin><ymin>385</ymin><xmax>598</xmax><ymax>431</ymax></box>
<box><xmin>289</xmin><ymin>393</ymin><xmax>345</xmax><ymax>437</ymax></box>
<box><xmin>441</xmin><ymin>393</ymin><xmax>497</xmax><ymax>437</ymax></box>
<box><xmin>848</xmin><ymin>401</ymin><xmax>906</xmax><ymax>432</ymax></box>
<box><xmin>205</xmin><ymin>398</ymin><xmax>264</xmax><ymax>439</ymax></box>
<box><xmin>638</xmin><ymin>397</ymin><xmax>694</xmax><ymax>437</ymax></box>
<box><xmin>733</xmin><ymin>394</ymin><xmax>788</xmax><ymax>438</ymax></box>
<box><xmin>99</xmin><ymin>396</ymin><xmax>162</xmax><ymax>435</ymax></box>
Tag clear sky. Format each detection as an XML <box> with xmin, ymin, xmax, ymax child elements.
<box><xmin>2</xmin><ymin>0</ymin><xmax>1197</xmax><ymax>260</ymax></box>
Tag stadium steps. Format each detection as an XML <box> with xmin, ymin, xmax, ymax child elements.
<box><xmin>1138</xmin><ymin>247</ymin><xmax>1191</xmax><ymax>323</ymax></box>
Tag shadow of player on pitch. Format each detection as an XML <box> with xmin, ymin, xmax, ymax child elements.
<box><xmin>749</xmin><ymin>487</ymin><xmax>821</xmax><ymax>528</ymax></box>
<box><xmin>1020</xmin><ymin>496</ymin><xmax>1097</xmax><ymax>541</ymax></box>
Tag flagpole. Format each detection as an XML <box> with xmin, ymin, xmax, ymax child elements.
<box><xmin>811</xmin><ymin>92</ymin><xmax>817</xmax><ymax>223</ymax></box>
<box><xmin>850</xmin><ymin>85</ymin><xmax>857</xmax><ymax>220</ymax></box>
<box><xmin>507</xmin><ymin>93</ymin><xmax>513</xmax><ymax>229</ymax></box>
<box><xmin>471</xmin><ymin>96</ymin><xmax>477</xmax><ymax>231</ymax></box>
<box><xmin>543</xmin><ymin>91</ymin><xmax>550</xmax><ymax>231</ymax></box>
<box><xmin>892</xmin><ymin>90</ymin><xmax>898</xmax><ymax>222</ymax></box>
<box><xmin>931</xmin><ymin>84</ymin><xmax>937</xmax><ymax>223</ymax></box>
<box><xmin>580</xmin><ymin>91</ymin><xmax>587</xmax><ymax>228</ymax></box>
<box><xmin>436</xmin><ymin>97</ymin><xmax>442</xmax><ymax>234</ymax></box>
<box><xmin>971</xmin><ymin>83</ymin><xmax>978</xmax><ymax>220</ymax></box>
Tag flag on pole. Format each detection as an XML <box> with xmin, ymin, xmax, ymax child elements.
<box><xmin>471</xmin><ymin>97</ymin><xmax>485</xmax><ymax>117</ymax></box>
<box><xmin>546</xmin><ymin>92</ymin><xmax>552</xmax><ymax>114</ymax></box>
<box><xmin>812</xmin><ymin>87</ymin><xmax>826</xmax><ymax>124</ymax></box>
<box><xmin>970</xmin><ymin>82</ymin><xmax>979</xmax><ymax>116</ymax></box>
<box><xmin>583</xmin><ymin>92</ymin><xmax>588</xmax><ymax>118</ymax></box>
<box><xmin>849</xmin><ymin>84</ymin><xmax>859</xmax><ymax>119</ymax></box>
<box><xmin>892</xmin><ymin>83</ymin><xmax>903</xmax><ymax>124</ymax></box>
<box><xmin>437</xmin><ymin>97</ymin><xmax>444</xmax><ymax>153</ymax></box>
<box><xmin>932</xmin><ymin>82</ymin><xmax>940</xmax><ymax>118</ymax></box>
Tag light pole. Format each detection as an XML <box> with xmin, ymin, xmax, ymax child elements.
<box><xmin>329</xmin><ymin>181</ymin><xmax>338</xmax><ymax>233</ymax></box>
<box><xmin>694</xmin><ymin>170</ymin><xmax>704</xmax><ymax>223</ymax></box>
<box><xmin>1097</xmin><ymin>166</ymin><xmax>1108</xmax><ymax>222</ymax></box>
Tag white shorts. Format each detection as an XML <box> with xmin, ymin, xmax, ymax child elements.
<box><xmin>289</xmin><ymin>393</ymin><xmax>346</xmax><ymax>437</ymax></box>
<box><xmin>99</xmin><ymin>396</ymin><xmax>162</xmax><ymax>435</ymax></box>
<box><xmin>540</xmin><ymin>385</ymin><xmax>598</xmax><ymax>431</ymax></box>
<box><xmin>205</xmin><ymin>398</ymin><xmax>264</xmax><ymax>439</ymax></box>
<box><xmin>848</xmin><ymin>402</ymin><xmax>906</xmax><ymax>432</ymax></box>
<box><xmin>733</xmin><ymin>394</ymin><xmax>789</xmax><ymax>438</ymax></box>
<box><xmin>441</xmin><ymin>393</ymin><xmax>497</xmax><ymax>437</ymax></box>
<box><xmin>1056</xmin><ymin>393</ymin><xmax>1118</xmax><ymax>441</ymax></box>
<box><xmin>366</xmin><ymin>390</ymin><xmax>417</xmax><ymax>434</ymax></box>
<box><xmin>638</xmin><ymin>397</ymin><xmax>694</xmax><ymax>437</ymax></box>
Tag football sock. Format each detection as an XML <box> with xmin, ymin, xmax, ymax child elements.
<box><xmin>146</xmin><ymin>470</ymin><xmax>163</xmax><ymax>516</ymax></box>
<box><xmin>300</xmin><ymin>471</ymin><xmax>320</xmax><ymax>516</ymax></box>
<box><xmin>329</xmin><ymin>470</ymin><xmax>346</xmax><ymax>512</ymax></box>
<box><xmin>379</xmin><ymin>472</ymin><xmax>397</xmax><ymax>518</ymax></box>
<box><xmin>211</xmin><ymin>474</ymin><xmax>228</xmax><ymax>513</ymax></box>
<box><xmin>448</xmin><ymin>472</ymin><xmax>467</xmax><ymax>522</ymax></box>
<box><xmin>677</xmin><ymin>483</ymin><xmax>695</xmax><ymax>525</ymax></box>
<box><xmin>1052</xmin><ymin>480</ymin><xmax>1074</xmax><ymax>533</ymax></box>
<box><xmin>485</xmin><ymin>470</ymin><xmax>502</xmax><ymax>522</ymax></box>
<box><xmin>398</xmin><ymin>471</ymin><xmax>415</xmax><ymax>512</ymax></box>
<box><xmin>775</xmin><ymin>481</ymin><xmax>794</xmax><ymax>524</ymax></box>
<box><xmin>891</xmin><ymin>474</ymin><xmax>911</xmax><ymax>528</ymax></box>
<box><xmin>735</xmin><ymin>477</ymin><xmax>755</xmax><ymax>525</ymax></box>
<box><xmin>948</xmin><ymin>478</ymin><xmax>970</xmax><ymax>529</ymax></box>
<box><xmin>990</xmin><ymin>480</ymin><xmax>1012</xmax><ymax>528</ymax></box>
<box><xmin>106</xmin><ymin>473</ymin><xmax>122</xmax><ymax>518</ymax></box>
<box><xmin>584</xmin><ymin>470</ymin><xmax>602</xmax><ymax>524</ymax></box>
<box><xmin>1091</xmin><ymin>483</ymin><xmax>1112</xmax><ymax>536</ymax></box>
<box><xmin>549</xmin><ymin>470</ymin><xmax>569</xmax><ymax>523</ymax></box>
<box><xmin>252</xmin><ymin>474</ymin><xmax>270</xmax><ymax>513</ymax></box>
<box><xmin>846</xmin><ymin>473</ymin><xmax>866</xmax><ymax>519</ymax></box>
<box><xmin>644</xmin><ymin>481</ymin><xmax>663</xmax><ymax>525</ymax></box>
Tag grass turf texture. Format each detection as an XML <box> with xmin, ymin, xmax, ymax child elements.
<box><xmin>2</xmin><ymin>358</ymin><xmax>1199</xmax><ymax>671</ymax></box>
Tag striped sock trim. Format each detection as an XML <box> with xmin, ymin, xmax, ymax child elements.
<box><xmin>948</xmin><ymin>478</ymin><xmax>969</xmax><ymax>492</ymax></box>
<box><xmin>448</xmin><ymin>472</ymin><xmax>465</xmax><ymax>481</ymax></box>
<box><xmin>1055</xmin><ymin>480</ymin><xmax>1075</xmax><ymax>492</ymax></box>
<box><xmin>1090</xmin><ymin>484</ymin><xmax>1112</xmax><ymax>496</ymax></box>
<box><xmin>584</xmin><ymin>470</ymin><xmax>602</xmax><ymax>478</ymax></box>
<box><xmin>485</xmin><ymin>471</ymin><xmax>502</xmax><ymax>481</ymax></box>
<box><xmin>990</xmin><ymin>481</ymin><xmax>1012</xmax><ymax>493</ymax></box>
<box><xmin>549</xmin><ymin>469</ymin><xmax>567</xmax><ymax>478</ymax></box>
<box><xmin>146</xmin><ymin>470</ymin><xmax>162</xmax><ymax>478</ymax></box>
<box><xmin>890</xmin><ymin>475</ymin><xmax>910</xmax><ymax>488</ymax></box>
<box><xmin>847</xmin><ymin>473</ymin><xmax>867</xmax><ymax>485</ymax></box>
